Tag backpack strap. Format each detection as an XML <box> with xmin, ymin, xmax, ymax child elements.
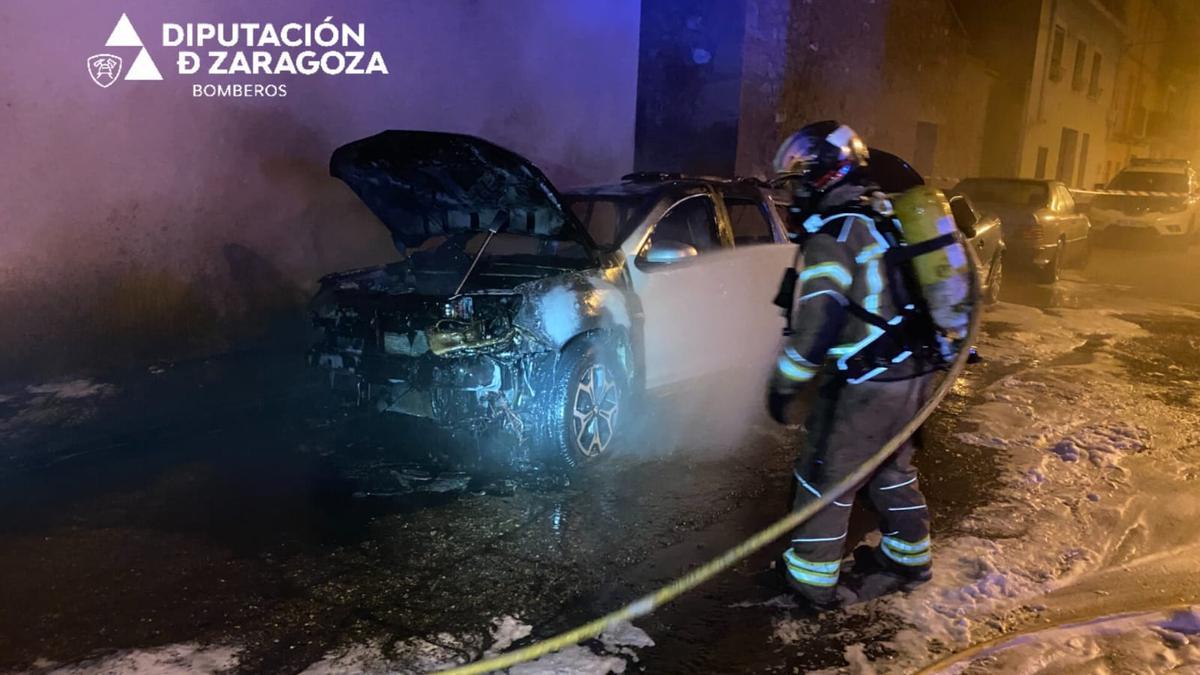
<box><xmin>883</xmin><ymin>232</ymin><xmax>959</xmax><ymax>265</ymax></box>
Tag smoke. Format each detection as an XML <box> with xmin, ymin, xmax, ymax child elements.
<box><xmin>623</xmin><ymin>245</ymin><xmax>797</xmax><ymax>458</ymax></box>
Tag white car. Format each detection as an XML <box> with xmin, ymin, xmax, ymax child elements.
<box><xmin>311</xmin><ymin>131</ymin><xmax>796</xmax><ymax>469</ymax></box>
<box><xmin>1088</xmin><ymin>159</ymin><xmax>1200</xmax><ymax>245</ymax></box>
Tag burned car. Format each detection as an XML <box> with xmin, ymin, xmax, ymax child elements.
<box><xmin>311</xmin><ymin>131</ymin><xmax>795</xmax><ymax>468</ymax></box>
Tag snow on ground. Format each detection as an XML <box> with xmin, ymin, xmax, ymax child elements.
<box><xmin>298</xmin><ymin>616</ymin><xmax>653</xmax><ymax>675</ymax></box>
<box><xmin>15</xmin><ymin>644</ymin><xmax>240</xmax><ymax>674</ymax></box>
<box><xmin>0</xmin><ymin>378</ymin><xmax>117</xmax><ymax>453</ymax></box>
<box><xmin>775</xmin><ymin>298</ymin><xmax>1200</xmax><ymax>672</ymax></box>
<box><xmin>24</xmin><ymin>379</ymin><xmax>115</xmax><ymax>400</ymax></box>
<box><xmin>927</xmin><ymin>605</ymin><xmax>1200</xmax><ymax>674</ymax></box>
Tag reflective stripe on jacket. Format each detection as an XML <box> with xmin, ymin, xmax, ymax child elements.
<box><xmin>776</xmin><ymin>188</ymin><xmax>914</xmax><ymax>385</ymax></box>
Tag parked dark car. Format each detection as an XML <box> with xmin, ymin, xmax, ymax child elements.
<box><xmin>310</xmin><ymin>131</ymin><xmax>795</xmax><ymax>470</ymax></box>
<box><xmin>952</xmin><ymin>178</ymin><xmax>1090</xmax><ymax>283</ymax></box>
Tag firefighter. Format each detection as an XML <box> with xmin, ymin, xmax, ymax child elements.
<box><xmin>768</xmin><ymin>121</ymin><xmax>949</xmax><ymax>609</ymax></box>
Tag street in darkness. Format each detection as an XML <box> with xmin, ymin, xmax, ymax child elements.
<box><xmin>2</xmin><ymin>247</ymin><xmax>1199</xmax><ymax>673</ymax></box>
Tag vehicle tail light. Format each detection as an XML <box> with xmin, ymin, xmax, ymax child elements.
<box><xmin>1017</xmin><ymin>218</ymin><xmax>1043</xmax><ymax>241</ymax></box>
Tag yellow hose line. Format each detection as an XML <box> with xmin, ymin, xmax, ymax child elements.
<box><xmin>436</xmin><ymin>240</ymin><xmax>985</xmax><ymax>675</ymax></box>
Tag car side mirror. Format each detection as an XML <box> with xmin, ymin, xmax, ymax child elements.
<box><xmin>948</xmin><ymin>196</ymin><xmax>978</xmax><ymax>239</ymax></box>
<box><xmin>642</xmin><ymin>239</ymin><xmax>699</xmax><ymax>265</ymax></box>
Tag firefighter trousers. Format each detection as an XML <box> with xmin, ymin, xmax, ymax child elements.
<box><xmin>782</xmin><ymin>373</ymin><xmax>934</xmax><ymax>603</ymax></box>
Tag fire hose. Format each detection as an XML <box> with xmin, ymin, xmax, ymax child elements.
<box><xmin>435</xmin><ymin>238</ymin><xmax>986</xmax><ymax>675</ymax></box>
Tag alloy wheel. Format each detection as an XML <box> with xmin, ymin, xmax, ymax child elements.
<box><xmin>571</xmin><ymin>363</ymin><xmax>620</xmax><ymax>458</ymax></box>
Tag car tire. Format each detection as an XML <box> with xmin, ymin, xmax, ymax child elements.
<box><xmin>984</xmin><ymin>252</ymin><xmax>1003</xmax><ymax>304</ymax></box>
<box><xmin>543</xmin><ymin>338</ymin><xmax>626</xmax><ymax>469</ymax></box>
<box><xmin>1036</xmin><ymin>242</ymin><xmax>1063</xmax><ymax>284</ymax></box>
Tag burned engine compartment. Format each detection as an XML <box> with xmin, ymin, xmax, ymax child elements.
<box><xmin>309</xmin><ymin>256</ymin><xmax>636</xmax><ymax>464</ymax></box>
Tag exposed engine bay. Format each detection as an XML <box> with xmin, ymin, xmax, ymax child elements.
<box><xmin>312</xmin><ymin>130</ymin><xmax>646</xmax><ymax>467</ymax></box>
<box><xmin>309</xmin><ymin>251</ymin><xmax>636</xmax><ymax>465</ymax></box>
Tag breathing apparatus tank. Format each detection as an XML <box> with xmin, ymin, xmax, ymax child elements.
<box><xmin>891</xmin><ymin>186</ymin><xmax>972</xmax><ymax>341</ymax></box>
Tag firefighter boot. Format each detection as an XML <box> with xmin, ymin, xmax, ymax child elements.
<box><xmin>848</xmin><ymin>545</ymin><xmax>932</xmax><ymax>601</ymax></box>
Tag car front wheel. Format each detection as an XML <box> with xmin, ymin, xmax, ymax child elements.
<box><xmin>543</xmin><ymin>339</ymin><xmax>626</xmax><ymax>469</ymax></box>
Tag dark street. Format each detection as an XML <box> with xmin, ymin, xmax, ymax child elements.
<box><xmin>2</xmin><ymin>243</ymin><xmax>1199</xmax><ymax>673</ymax></box>
<box><xmin>6</xmin><ymin>1</ymin><xmax>1200</xmax><ymax>673</ymax></box>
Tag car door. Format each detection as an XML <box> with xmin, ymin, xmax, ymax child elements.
<box><xmin>717</xmin><ymin>194</ymin><xmax>798</xmax><ymax>377</ymax></box>
<box><xmin>622</xmin><ymin>192</ymin><xmax>733</xmax><ymax>390</ymax></box>
<box><xmin>950</xmin><ymin>195</ymin><xmax>999</xmax><ymax>266</ymax></box>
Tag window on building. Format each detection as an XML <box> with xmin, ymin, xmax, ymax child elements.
<box><xmin>724</xmin><ymin>199</ymin><xmax>775</xmax><ymax>246</ymax></box>
<box><xmin>1088</xmin><ymin>52</ymin><xmax>1103</xmax><ymax>98</ymax></box>
<box><xmin>1072</xmin><ymin>39</ymin><xmax>1088</xmax><ymax>91</ymax></box>
<box><xmin>1035</xmin><ymin>147</ymin><xmax>1050</xmax><ymax>179</ymax></box>
<box><xmin>1049</xmin><ymin>26</ymin><xmax>1066</xmax><ymax>82</ymax></box>
<box><xmin>1056</xmin><ymin>128</ymin><xmax>1079</xmax><ymax>185</ymax></box>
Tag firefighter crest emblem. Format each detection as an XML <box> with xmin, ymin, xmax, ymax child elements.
<box><xmin>87</xmin><ymin>54</ymin><xmax>123</xmax><ymax>88</ymax></box>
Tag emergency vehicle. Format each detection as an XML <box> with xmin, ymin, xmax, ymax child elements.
<box><xmin>1089</xmin><ymin>158</ymin><xmax>1200</xmax><ymax>244</ymax></box>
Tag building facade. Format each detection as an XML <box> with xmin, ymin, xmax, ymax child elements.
<box><xmin>961</xmin><ymin>0</ymin><xmax>1198</xmax><ymax>187</ymax></box>
<box><xmin>636</xmin><ymin>0</ymin><xmax>997</xmax><ymax>185</ymax></box>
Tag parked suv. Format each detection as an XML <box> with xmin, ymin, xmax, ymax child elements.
<box><xmin>1088</xmin><ymin>158</ymin><xmax>1200</xmax><ymax>245</ymax></box>
<box><xmin>310</xmin><ymin>131</ymin><xmax>795</xmax><ymax>469</ymax></box>
<box><xmin>952</xmin><ymin>178</ymin><xmax>1090</xmax><ymax>283</ymax></box>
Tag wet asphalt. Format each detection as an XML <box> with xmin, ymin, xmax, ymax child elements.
<box><xmin>0</xmin><ymin>243</ymin><xmax>1197</xmax><ymax>673</ymax></box>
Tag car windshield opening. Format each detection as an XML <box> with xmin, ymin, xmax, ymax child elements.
<box><xmin>1108</xmin><ymin>172</ymin><xmax>1188</xmax><ymax>193</ymax></box>
<box><xmin>407</xmin><ymin>231</ymin><xmax>590</xmax><ymax>273</ymax></box>
<box><xmin>956</xmin><ymin>180</ymin><xmax>1049</xmax><ymax>207</ymax></box>
<box><xmin>565</xmin><ymin>194</ymin><xmax>647</xmax><ymax>250</ymax></box>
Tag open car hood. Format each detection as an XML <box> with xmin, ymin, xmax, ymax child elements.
<box><xmin>330</xmin><ymin>130</ymin><xmax>588</xmax><ymax>252</ymax></box>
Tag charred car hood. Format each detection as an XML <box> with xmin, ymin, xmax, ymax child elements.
<box><xmin>330</xmin><ymin>130</ymin><xmax>590</xmax><ymax>252</ymax></box>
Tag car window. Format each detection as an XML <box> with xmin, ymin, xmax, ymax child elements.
<box><xmin>647</xmin><ymin>196</ymin><xmax>721</xmax><ymax>254</ymax></box>
<box><xmin>955</xmin><ymin>179</ymin><xmax>1049</xmax><ymax>208</ymax></box>
<box><xmin>725</xmin><ymin>198</ymin><xmax>775</xmax><ymax>245</ymax></box>
<box><xmin>1107</xmin><ymin>171</ymin><xmax>1189</xmax><ymax>193</ymax></box>
<box><xmin>1056</xmin><ymin>186</ymin><xmax>1076</xmax><ymax>213</ymax></box>
<box><xmin>565</xmin><ymin>194</ymin><xmax>644</xmax><ymax>251</ymax></box>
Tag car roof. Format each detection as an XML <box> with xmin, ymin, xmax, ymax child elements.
<box><xmin>563</xmin><ymin>174</ymin><xmax>771</xmax><ymax>201</ymax></box>
<box><xmin>958</xmin><ymin>177</ymin><xmax>1056</xmax><ymax>186</ymax></box>
<box><xmin>1118</xmin><ymin>167</ymin><xmax>1189</xmax><ymax>176</ymax></box>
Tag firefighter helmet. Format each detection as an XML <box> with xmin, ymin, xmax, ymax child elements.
<box><xmin>773</xmin><ymin>121</ymin><xmax>870</xmax><ymax>192</ymax></box>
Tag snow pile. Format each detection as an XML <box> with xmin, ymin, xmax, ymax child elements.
<box><xmin>300</xmin><ymin>616</ymin><xmax>652</xmax><ymax>675</ymax></box>
<box><xmin>486</xmin><ymin>615</ymin><xmax>534</xmax><ymax>655</ymax></box>
<box><xmin>24</xmin><ymin>643</ymin><xmax>239</xmax><ymax>674</ymax></box>
<box><xmin>927</xmin><ymin>606</ymin><xmax>1200</xmax><ymax>674</ymax></box>
<box><xmin>25</xmin><ymin>379</ymin><xmax>116</xmax><ymax>400</ymax></box>
<box><xmin>1050</xmin><ymin>423</ymin><xmax>1149</xmax><ymax>467</ymax></box>
<box><xmin>0</xmin><ymin>378</ymin><xmax>118</xmax><ymax>447</ymax></box>
<box><xmin>300</xmin><ymin>631</ymin><xmax>482</xmax><ymax>674</ymax></box>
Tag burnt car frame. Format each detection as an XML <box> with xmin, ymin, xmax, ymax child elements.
<box><xmin>310</xmin><ymin>131</ymin><xmax>794</xmax><ymax>469</ymax></box>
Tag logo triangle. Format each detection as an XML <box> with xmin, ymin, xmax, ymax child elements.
<box><xmin>105</xmin><ymin>13</ymin><xmax>143</xmax><ymax>47</ymax></box>
<box><xmin>125</xmin><ymin>47</ymin><xmax>163</xmax><ymax>81</ymax></box>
